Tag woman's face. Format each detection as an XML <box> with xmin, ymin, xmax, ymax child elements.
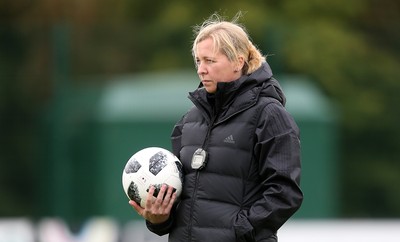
<box><xmin>194</xmin><ymin>38</ymin><xmax>242</xmax><ymax>93</ymax></box>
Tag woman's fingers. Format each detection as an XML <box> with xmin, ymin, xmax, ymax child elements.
<box><xmin>145</xmin><ymin>185</ymin><xmax>156</xmax><ymax>208</ymax></box>
<box><xmin>133</xmin><ymin>184</ymin><xmax>176</xmax><ymax>224</ymax></box>
<box><xmin>129</xmin><ymin>199</ymin><xmax>144</xmax><ymax>217</ymax></box>
<box><xmin>162</xmin><ymin>185</ymin><xmax>175</xmax><ymax>207</ymax></box>
<box><xmin>164</xmin><ymin>188</ymin><xmax>176</xmax><ymax>212</ymax></box>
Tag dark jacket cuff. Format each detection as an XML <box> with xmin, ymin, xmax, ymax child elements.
<box><xmin>146</xmin><ymin>215</ymin><xmax>174</xmax><ymax>236</ymax></box>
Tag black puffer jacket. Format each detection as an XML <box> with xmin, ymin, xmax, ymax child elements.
<box><xmin>147</xmin><ymin>62</ymin><xmax>303</xmax><ymax>242</ymax></box>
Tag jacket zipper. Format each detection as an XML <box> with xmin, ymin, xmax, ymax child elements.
<box><xmin>188</xmin><ymin>113</ymin><xmax>217</xmax><ymax>241</ymax></box>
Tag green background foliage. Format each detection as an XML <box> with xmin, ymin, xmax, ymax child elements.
<box><xmin>1</xmin><ymin>0</ymin><xmax>399</xmax><ymax>218</ymax></box>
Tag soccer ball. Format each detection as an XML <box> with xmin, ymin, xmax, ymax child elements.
<box><xmin>122</xmin><ymin>147</ymin><xmax>183</xmax><ymax>208</ymax></box>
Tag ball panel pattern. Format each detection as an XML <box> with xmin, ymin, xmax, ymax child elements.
<box><xmin>124</xmin><ymin>158</ymin><xmax>142</xmax><ymax>174</ymax></box>
<box><xmin>127</xmin><ymin>181</ymin><xmax>141</xmax><ymax>205</ymax></box>
<box><xmin>149</xmin><ymin>151</ymin><xmax>167</xmax><ymax>175</ymax></box>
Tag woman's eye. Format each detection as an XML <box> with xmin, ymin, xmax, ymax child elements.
<box><xmin>195</xmin><ymin>59</ymin><xmax>214</xmax><ymax>67</ymax></box>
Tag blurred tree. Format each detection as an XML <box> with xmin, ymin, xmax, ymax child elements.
<box><xmin>0</xmin><ymin>1</ymin><xmax>37</xmax><ymax>216</ymax></box>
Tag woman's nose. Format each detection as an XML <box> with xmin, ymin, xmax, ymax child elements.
<box><xmin>197</xmin><ymin>63</ymin><xmax>206</xmax><ymax>75</ymax></box>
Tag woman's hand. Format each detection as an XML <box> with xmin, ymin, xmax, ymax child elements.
<box><xmin>129</xmin><ymin>184</ymin><xmax>177</xmax><ymax>224</ymax></box>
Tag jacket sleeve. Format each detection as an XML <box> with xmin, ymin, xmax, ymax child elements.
<box><xmin>146</xmin><ymin>213</ymin><xmax>174</xmax><ymax>236</ymax></box>
<box><xmin>234</xmin><ymin>100</ymin><xmax>303</xmax><ymax>241</ymax></box>
<box><xmin>146</xmin><ymin>116</ymin><xmax>185</xmax><ymax>236</ymax></box>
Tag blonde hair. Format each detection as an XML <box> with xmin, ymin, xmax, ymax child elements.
<box><xmin>192</xmin><ymin>13</ymin><xmax>265</xmax><ymax>75</ymax></box>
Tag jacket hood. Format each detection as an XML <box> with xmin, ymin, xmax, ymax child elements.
<box><xmin>189</xmin><ymin>62</ymin><xmax>286</xmax><ymax>121</ymax></box>
<box><xmin>193</xmin><ymin>62</ymin><xmax>285</xmax><ymax>103</ymax></box>
<box><xmin>221</xmin><ymin>61</ymin><xmax>286</xmax><ymax>106</ymax></box>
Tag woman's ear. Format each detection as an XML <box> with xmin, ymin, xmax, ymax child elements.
<box><xmin>237</xmin><ymin>56</ymin><xmax>245</xmax><ymax>71</ymax></box>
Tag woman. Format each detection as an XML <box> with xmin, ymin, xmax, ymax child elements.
<box><xmin>130</xmin><ymin>13</ymin><xmax>303</xmax><ymax>242</ymax></box>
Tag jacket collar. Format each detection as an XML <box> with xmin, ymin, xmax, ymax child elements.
<box><xmin>189</xmin><ymin>62</ymin><xmax>285</xmax><ymax>122</ymax></box>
